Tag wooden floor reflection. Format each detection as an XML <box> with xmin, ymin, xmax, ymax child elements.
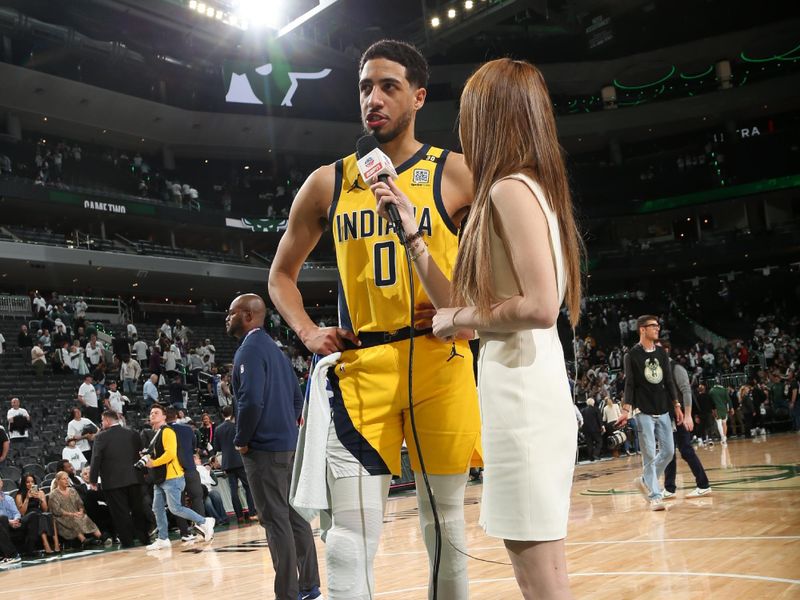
<box><xmin>1</xmin><ymin>433</ymin><xmax>798</xmax><ymax>599</ymax></box>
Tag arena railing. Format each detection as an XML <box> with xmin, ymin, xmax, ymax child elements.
<box><xmin>0</xmin><ymin>294</ymin><xmax>32</xmax><ymax>317</ymax></box>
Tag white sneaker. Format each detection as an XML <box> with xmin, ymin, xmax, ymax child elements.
<box><xmin>650</xmin><ymin>498</ymin><xmax>666</xmax><ymax>511</ymax></box>
<box><xmin>146</xmin><ymin>538</ymin><xmax>171</xmax><ymax>550</ymax></box>
<box><xmin>662</xmin><ymin>489</ymin><xmax>676</xmax><ymax>499</ymax></box>
<box><xmin>181</xmin><ymin>534</ymin><xmax>197</xmax><ymax>543</ymax></box>
<box><xmin>686</xmin><ymin>487</ymin><xmax>712</xmax><ymax>498</ymax></box>
<box><xmin>195</xmin><ymin>517</ymin><xmax>215</xmax><ymax>541</ymax></box>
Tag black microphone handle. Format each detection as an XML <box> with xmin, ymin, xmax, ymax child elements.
<box><xmin>378</xmin><ymin>174</ymin><xmax>407</xmax><ymax>244</ymax></box>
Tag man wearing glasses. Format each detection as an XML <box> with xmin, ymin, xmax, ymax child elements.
<box><xmin>615</xmin><ymin>315</ymin><xmax>682</xmax><ymax>511</ymax></box>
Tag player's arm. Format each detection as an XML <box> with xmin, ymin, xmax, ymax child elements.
<box><xmin>268</xmin><ymin>166</ymin><xmax>359</xmax><ymax>355</ymax></box>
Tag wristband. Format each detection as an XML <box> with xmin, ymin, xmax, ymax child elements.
<box><xmin>404</xmin><ymin>229</ymin><xmax>424</xmax><ymax>246</ymax></box>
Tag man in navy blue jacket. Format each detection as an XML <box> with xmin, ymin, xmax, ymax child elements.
<box><xmin>226</xmin><ymin>293</ymin><xmax>321</xmax><ymax>600</ymax></box>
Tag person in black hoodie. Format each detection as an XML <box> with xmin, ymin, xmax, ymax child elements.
<box><xmin>615</xmin><ymin>315</ymin><xmax>682</xmax><ymax>511</ymax></box>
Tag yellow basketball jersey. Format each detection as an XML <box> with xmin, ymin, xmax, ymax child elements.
<box><xmin>329</xmin><ymin>145</ymin><xmax>460</xmax><ymax>334</ymax></box>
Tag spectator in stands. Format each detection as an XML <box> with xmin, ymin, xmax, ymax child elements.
<box><xmin>197</xmin><ymin>413</ymin><xmax>215</xmax><ymax>458</ymax></box>
<box><xmin>67</xmin><ymin>407</ymin><xmax>96</xmax><ymax>463</ymax></box>
<box><xmin>132</xmin><ymin>336</ymin><xmax>148</xmax><ymax>362</ymax></box>
<box><xmin>188</xmin><ymin>348</ymin><xmax>204</xmax><ymax>382</ymax></box>
<box><xmin>160</xmin><ymin>319</ymin><xmax>172</xmax><ymax>340</ymax></box>
<box><xmin>0</xmin><ymin>425</ymin><xmax>8</xmax><ymax>466</ymax></box>
<box><xmin>143</xmin><ymin>373</ymin><xmax>160</xmax><ymax>409</ymax></box>
<box><xmin>163</xmin><ymin>343</ymin><xmax>181</xmax><ymax>380</ymax></box>
<box><xmin>173</xmin><ymin>319</ymin><xmax>191</xmax><ymax>343</ymax></box>
<box><xmin>104</xmin><ymin>380</ymin><xmax>126</xmax><ymax>417</ymax></box>
<box><xmin>213</xmin><ymin>405</ymin><xmax>256</xmax><ymax>523</ymax></box>
<box><xmin>6</xmin><ymin>398</ymin><xmax>31</xmax><ymax>454</ymax></box>
<box><xmin>62</xmin><ymin>437</ymin><xmax>87</xmax><ymax>472</ymax></box>
<box><xmin>15</xmin><ymin>474</ymin><xmax>59</xmax><ymax>554</ymax></box>
<box><xmin>581</xmin><ymin>399</ymin><xmax>604</xmax><ymax>461</ymax></box>
<box><xmin>85</xmin><ymin>334</ymin><xmax>105</xmax><ymax>371</ymax></box>
<box><xmin>0</xmin><ymin>330</ymin><xmax>5</xmax><ymax>360</ymax></box>
<box><xmin>149</xmin><ymin>345</ymin><xmax>162</xmax><ymax>376</ymax></box>
<box><xmin>0</xmin><ymin>478</ymin><xmax>22</xmax><ymax>565</ymax></box>
<box><xmin>89</xmin><ymin>410</ymin><xmax>151</xmax><ymax>548</ymax></box>
<box><xmin>126</xmin><ymin>320</ymin><xmax>138</xmax><ymax>339</ymax></box>
<box><xmin>120</xmin><ymin>355</ymin><xmax>142</xmax><ymax>397</ymax></box>
<box><xmin>48</xmin><ymin>472</ymin><xmax>104</xmax><ymax>546</ymax></box>
<box><xmin>31</xmin><ymin>342</ymin><xmax>47</xmax><ymax>377</ymax></box>
<box><xmin>218</xmin><ymin>373</ymin><xmax>233</xmax><ymax>407</ymax></box>
<box><xmin>168</xmin><ymin>375</ymin><xmax>188</xmax><ymax>409</ymax></box>
<box><xmin>69</xmin><ymin>341</ymin><xmax>87</xmax><ymax>375</ymax></box>
<box><xmin>200</xmin><ymin>338</ymin><xmax>216</xmax><ymax>367</ymax></box>
<box><xmin>77</xmin><ymin>374</ymin><xmax>100</xmax><ymax>423</ymax></box>
<box><xmin>195</xmin><ymin>454</ymin><xmax>228</xmax><ymax>525</ymax></box>
<box><xmin>17</xmin><ymin>324</ymin><xmax>33</xmax><ymax>361</ymax></box>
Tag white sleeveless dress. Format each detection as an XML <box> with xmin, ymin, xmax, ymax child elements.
<box><xmin>477</xmin><ymin>173</ymin><xmax>577</xmax><ymax>541</ymax></box>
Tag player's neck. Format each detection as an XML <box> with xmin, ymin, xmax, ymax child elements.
<box><xmin>379</xmin><ymin>130</ymin><xmax>423</xmax><ymax>168</ymax></box>
<box><xmin>640</xmin><ymin>337</ymin><xmax>655</xmax><ymax>351</ymax></box>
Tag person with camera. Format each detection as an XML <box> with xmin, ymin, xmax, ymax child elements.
<box><xmin>164</xmin><ymin>407</ymin><xmax>207</xmax><ymax>542</ymax></box>
<box><xmin>89</xmin><ymin>410</ymin><xmax>152</xmax><ymax>548</ymax></box>
<box><xmin>143</xmin><ymin>403</ymin><xmax>214</xmax><ymax>550</ymax></box>
<box><xmin>615</xmin><ymin>315</ymin><xmax>681</xmax><ymax>511</ymax></box>
<box><xmin>661</xmin><ymin>341</ymin><xmax>711</xmax><ymax>499</ymax></box>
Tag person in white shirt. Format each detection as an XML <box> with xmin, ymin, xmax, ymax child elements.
<box><xmin>74</xmin><ymin>298</ymin><xmax>88</xmax><ymax>319</ymax></box>
<box><xmin>200</xmin><ymin>339</ymin><xmax>216</xmax><ymax>366</ymax></box>
<box><xmin>0</xmin><ymin>331</ymin><xmax>5</xmax><ymax>356</ymax></box>
<box><xmin>77</xmin><ymin>374</ymin><xmax>100</xmax><ymax>422</ymax></box>
<box><xmin>69</xmin><ymin>342</ymin><xmax>85</xmax><ymax>374</ymax></box>
<box><xmin>7</xmin><ymin>397</ymin><xmax>31</xmax><ymax>453</ymax></box>
<box><xmin>104</xmin><ymin>380</ymin><xmax>125</xmax><ymax>415</ymax></box>
<box><xmin>62</xmin><ymin>437</ymin><xmax>87</xmax><ymax>472</ymax></box>
<box><xmin>32</xmin><ymin>293</ymin><xmax>47</xmax><ymax>316</ymax></box>
<box><xmin>188</xmin><ymin>349</ymin><xmax>204</xmax><ymax>381</ymax></box>
<box><xmin>120</xmin><ymin>356</ymin><xmax>142</xmax><ymax>396</ymax></box>
<box><xmin>132</xmin><ymin>339</ymin><xmax>148</xmax><ymax>362</ymax></box>
<box><xmin>160</xmin><ymin>320</ymin><xmax>172</xmax><ymax>340</ymax></box>
<box><xmin>126</xmin><ymin>320</ymin><xmax>138</xmax><ymax>339</ymax></box>
<box><xmin>163</xmin><ymin>345</ymin><xmax>179</xmax><ymax>376</ymax></box>
<box><xmin>85</xmin><ymin>335</ymin><xmax>105</xmax><ymax>368</ymax></box>
<box><xmin>66</xmin><ymin>407</ymin><xmax>96</xmax><ymax>460</ymax></box>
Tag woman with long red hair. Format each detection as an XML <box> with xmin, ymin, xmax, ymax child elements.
<box><xmin>371</xmin><ymin>57</ymin><xmax>583</xmax><ymax>599</ymax></box>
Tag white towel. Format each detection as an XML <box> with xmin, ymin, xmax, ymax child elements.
<box><xmin>290</xmin><ymin>352</ymin><xmax>340</xmax><ymax>532</ymax></box>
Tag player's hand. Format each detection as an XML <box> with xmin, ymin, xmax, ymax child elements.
<box><xmin>371</xmin><ymin>178</ymin><xmax>417</xmax><ymax>236</ymax></box>
<box><xmin>432</xmin><ymin>307</ymin><xmax>462</xmax><ymax>339</ymax></box>
<box><xmin>674</xmin><ymin>405</ymin><xmax>684</xmax><ymax>424</ymax></box>
<box><xmin>683</xmin><ymin>414</ymin><xmax>694</xmax><ymax>432</ymax></box>
<box><xmin>302</xmin><ymin>326</ymin><xmax>360</xmax><ymax>355</ymax></box>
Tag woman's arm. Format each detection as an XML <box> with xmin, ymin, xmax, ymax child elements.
<box><xmin>432</xmin><ymin>178</ymin><xmax>561</xmax><ymax>336</ymax></box>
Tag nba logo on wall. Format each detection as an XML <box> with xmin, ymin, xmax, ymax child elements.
<box><xmin>412</xmin><ymin>169</ymin><xmax>430</xmax><ymax>185</ymax></box>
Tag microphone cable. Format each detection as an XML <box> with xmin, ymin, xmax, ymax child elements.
<box><xmin>399</xmin><ymin>236</ymin><xmax>443</xmax><ymax>600</ymax></box>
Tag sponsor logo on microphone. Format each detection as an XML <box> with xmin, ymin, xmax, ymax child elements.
<box><xmin>356</xmin><ymin>148</ymin><xmax>398</xmax><ymax>182</ymax></box>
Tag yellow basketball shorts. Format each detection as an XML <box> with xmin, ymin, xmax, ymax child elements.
<box><xmin>327</xmin><ymin>335</ymin><xmax>482</xmax><ymax>476</ymax></box>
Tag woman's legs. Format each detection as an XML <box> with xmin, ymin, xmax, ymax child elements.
<box><xmin>504</xmin><ymin>538</ymin><xmax>573</xmax><ymax>600</ymax></box>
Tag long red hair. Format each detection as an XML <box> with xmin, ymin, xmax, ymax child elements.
<box><xmin>453</xmin><ymin>58</ymin><xmax>584</xmax><ymax>327</ymax></box>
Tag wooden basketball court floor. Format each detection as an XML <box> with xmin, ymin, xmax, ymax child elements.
<box><xmin>1</xmin><ymin>433</ymin><xmax>798</xmax><ymax>599</ymax></box>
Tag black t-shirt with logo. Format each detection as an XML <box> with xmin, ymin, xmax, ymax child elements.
<box><xmin>623</xmin><ymin>344</ymin><xmax>679</xmax><ymax>416</ymax></box>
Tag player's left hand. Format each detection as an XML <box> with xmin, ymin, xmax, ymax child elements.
<box><xmin>432</xmin><ymin>307</ymin><xmax>462</xmax><ymax>339</ymax></box>
<box><xmin>683</xmin><ymin>414</ymin><xmax>694</xmax><ymax>432</ymax></box>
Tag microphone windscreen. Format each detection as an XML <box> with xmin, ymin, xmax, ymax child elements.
<box><xmin>356</xmin><ymin>135</ymin><xmax>380</xmax><ymax>159</ymax></box>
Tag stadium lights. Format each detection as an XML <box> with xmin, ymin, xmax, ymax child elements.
<box><xmin>431</xmin><ymin>16</ymin><xmax>441</xmax><ymax>27</ymax></box>
<box><xmin>448</xmin><ymin>8</ymin><xmax>457</xmax><ymax>18</ymax></box>
<box><xmin>465</xmin><ymin>0</ymin><xmax>473</xmax><ymax>9</ymax></box>
<box><xmin>189</xmin><ymin>0</ymin><xmax>197</xmax><ymax>8</ymax></box>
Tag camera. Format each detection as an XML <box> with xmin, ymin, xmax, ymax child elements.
<box><xmin>134</xmin><ymin>453</ymin><xmax>150</xmax><ymax>471</ymax></box>
<box><xmin>607</xmin><ymin>428</ymin><xmax>627</xmax><ymax>449</ymax></box>
<box><xmin>30</xmin><ymin>484</ymin><xmax>38</xmax><ymax>493</ymax></box>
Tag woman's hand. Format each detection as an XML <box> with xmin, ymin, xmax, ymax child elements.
<box><xmin>432</xmin><ymin>307</ymin><xmax>463</xmax><ymax>339</ymax></box>
<box><xmin>370</xmin><ymin>178</ymin><xmax>417</xmax><ymax>236</ymax></box>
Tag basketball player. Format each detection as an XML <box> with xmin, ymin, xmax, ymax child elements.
<box><xmin>269</xmin><ymin>40</ymin><xmax>481</xmax><ymax>600</ymax></box>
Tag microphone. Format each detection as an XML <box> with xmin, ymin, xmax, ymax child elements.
<box><xmin>355</xmin><ymin>135</ymin><xmax>406</xmax><ymax>244</ymax></box>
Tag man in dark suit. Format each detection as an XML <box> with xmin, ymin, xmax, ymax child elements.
<box><xmin>581</xmin><ymin>398</ymin><xmax>605</xmax><ymax>461</ymax></box>
<box><xmin>89</xmin><ymin>410</ymin><xmax>152</xmax><ymax>547</ymax></box>
<box><xmin>213</xmin><ymin>405</ymin><xmax>256</xmax><ymax>522</ymax></box>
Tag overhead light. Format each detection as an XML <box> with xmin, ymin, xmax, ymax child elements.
<box><xmin>43</xmin><ymin>117</ymin><xmax>48</xmax><ymax>122</ymax></box>
<box><xmin>235</xmin><ymin>0</ymin><xmax>283</xmax><ymax>30</ymax></box>
<box><xmin>465</xmin><ymin>0</ymin><xmax>473</xmax><ymax>9</ymax></box>
<box><xmin>132</xmin><ymin>282</ymin><xmax>138</xmax><ymax>287</ymax></box>
<box><xmin>206</xmin><ymin>6</ymin><xmax>215</xmax><ymax>17</ymax></box>
<box><xmin>189</xmin><ymin>0</ymin><xmax>197</xmax><ymax>9</ymax></box>
<box><xmin>215</xmin><ymin>10</ymin><xmax>224</xmax><ymax>19</ymax></box>
<box><xmin>244</xmin><ymin>165</ymin><xmax>250</xmax><ymax>170</ymax></box>
<box><xmin>431</xmin><ymin>16</ymin><xmax>440</xmax><ymax>27</ymax></box>
<box><xmin>448</xmin><ymin>8</ymin><xmax>457</xmax><ymax>18</ymax></box>
<box><xmin>204</xmin><ymin>159</ymin><xmax>208</xmax><ymax>164</ymax></box>
<box><xmin>197</xmin><ymin>2</ymin><xmax>207</xmax><ymax>14</ymax></box>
